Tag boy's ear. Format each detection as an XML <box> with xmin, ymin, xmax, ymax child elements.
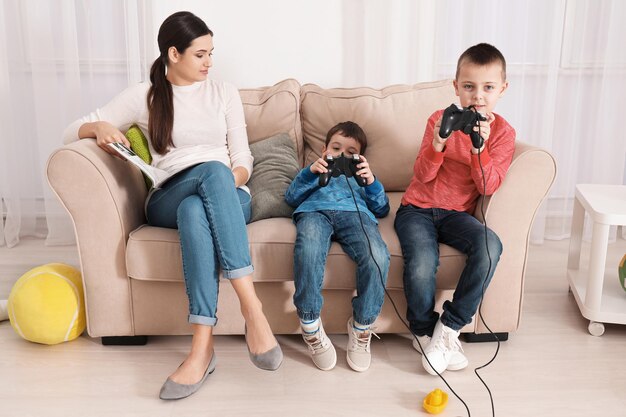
<box><xmin>499</xmin><ymin>81</ymin><xmax>509</xmax><ymax>97</ymax></box>
<box><xmin>453</xmin><ymin>79</ymin><xmax>460</xmax><ymax>97</ymax></box>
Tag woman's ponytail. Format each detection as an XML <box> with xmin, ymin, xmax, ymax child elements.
<box><xmin>147</xmin><ymin>56</ymin><xmax>174</xmax><ymax>155</ymax></box>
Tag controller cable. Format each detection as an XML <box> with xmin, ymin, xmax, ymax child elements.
<box><xmin>342</xmin><ymin>110</ymin><xmax>499</xmax><ymax>417</ymax></box>
<box><xmin>470</xmin><ymin>106</ymin><xmax>499</xmax><ymax>417</ymax></box>
<box><xmin>343</xmin><ymin>175</ymin><xmax>471</xmax><ymax>417</ymax></box>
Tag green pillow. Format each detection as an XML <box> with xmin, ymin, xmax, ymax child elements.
<box><xmin>125</xmin><ymin>124</ymin><xmax>151</xmax><ymax>163</ymax></box>
<box><xmin>247</xmin><ymin>133</ymin><xmax>301</xmax><ymax>222</ymax></box>
<box><xmin>125</xmin><ymin>125</ymin><xmax>152</xmax><ymax>188</ymax></box>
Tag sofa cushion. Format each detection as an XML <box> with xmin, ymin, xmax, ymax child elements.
<box><xmin>247</xmin><ymin>132</ymin><xmax>300</xmax><ymax>222</ymax></box>
<box><xmin>126</xmin><ymin>220</ymin><xmax>300</xmax><ymax>283</ymax></box>
<box><xmin>300</xmin><ymin>80</ymin><xmax>458</xmax><ymax>191</ymax></box>
<box><xmin>239</xmin><ymin>78</ymin><xmax>304</xmax><ymax>165</ymax></box>
<box><xmin>126</xmin><ymin>193</ymin><xmax>466</xmax><ymax>289</ymax></box>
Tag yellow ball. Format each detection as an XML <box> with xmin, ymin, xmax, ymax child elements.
<box><xmin>8</xmin><ymin>263</ymin><xmax>85</xmax><ymax>345</ymax></box>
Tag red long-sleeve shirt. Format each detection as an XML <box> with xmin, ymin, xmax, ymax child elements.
<box><xmin>401</xmin><ymin>110</ymin><xmax>516</xmax><ymax>214</ymax></box>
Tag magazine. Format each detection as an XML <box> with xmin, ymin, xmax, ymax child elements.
<box><xmin>107</xmin><ymin>142</ymin><xmax>170</xmax><ymax>188</ymax></box>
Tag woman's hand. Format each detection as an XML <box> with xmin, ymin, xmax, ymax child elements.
<box><xmin>232</xmin><ymin>166</ymin><xmax>249</xmax><ymax>188</ymax></box>
<box><xmin>80</xmin><ymin>121</ymin><xmax>130</xmax><ymax>158</ymax></box>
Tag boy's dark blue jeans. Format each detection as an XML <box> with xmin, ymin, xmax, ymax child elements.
<box><xmin>394</xmin><ymin>204</ymin><xmax>503</xmax><ymax>336</ymax></box>
<box><xmin>293</xmin><ymin>210</ymin><xmax>390</xmax><ymax>326</ymax></box>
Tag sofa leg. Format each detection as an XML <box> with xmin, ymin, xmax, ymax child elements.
<box><xmin>101</xmin><ymin>336</ymin><xmax>148</xmax><ymax>346</ymax></box>
<box><xmin>463</xmin><ymin>332</ymin><xmax>508</xmax><ymax>343</ymax></box>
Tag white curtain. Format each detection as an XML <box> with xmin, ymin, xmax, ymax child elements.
<box><xmin>343</xmin><ymin>0</ymin><xmax>626</xmax><ymax>243</ymax></box>
<box><xmin>0</xmin><ymin>0</ymin><xmax>153</xmax><ymax>247</ymax></box>
<box><xmin>1</xmin><ymin>0</ymin><xmax>624</xmax><ymax>247</ymax></box>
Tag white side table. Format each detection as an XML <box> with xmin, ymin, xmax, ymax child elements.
<box><xmin>567</xmin><ymin>184</ymin><xmax>626</xmax><ymax>336</ymax></box>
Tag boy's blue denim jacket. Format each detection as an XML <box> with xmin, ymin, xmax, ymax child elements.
<box><xmin>284</xmin><ymin>165</ymin><xmax>390</xmax><ymax>223</ymax></box>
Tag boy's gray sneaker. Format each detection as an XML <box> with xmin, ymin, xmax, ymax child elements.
<box><xmin>346</xmin><ymin>318</ymin><xmax>378</xmax><ymax>372</ymax></box>
<box><xmin>302</xmin><ymin>320</ymin><xmax>336</xmax><ymax>371</ymax></box>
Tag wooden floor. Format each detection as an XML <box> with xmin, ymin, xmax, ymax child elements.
<box><xmin>1</xmin><ymin>237</ymin><xmax>625</xmax><ymax>417</ymax></box>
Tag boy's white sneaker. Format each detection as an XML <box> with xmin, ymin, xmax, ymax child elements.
<box><xmin>412</xmin><ymin>334</ymin><xmax>468</xmax><ymax>371</ymax></box>
<box><xmin>411</xmin><ymin>334</ymin><xmax>432</xmax><ymax>355</ymax></box>
<box><xmin>301</xmin><ymin>320</ymin><xmax>337</xmax><ymax>371</ymax></box>
<box><xmin>421</xmin><ymin>321</ymin><xmax>468</xmax><ymax>375</ymax></box>
<box><xmin>346</xmin><ymin>318</ymin><xmax>378</xmax><ymax>372</ymax></box>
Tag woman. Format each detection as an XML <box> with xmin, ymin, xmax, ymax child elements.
<box><xmin>63</xmin><ymin>11</ymin><xmax>283</xmax><ymax>400</ymax></box>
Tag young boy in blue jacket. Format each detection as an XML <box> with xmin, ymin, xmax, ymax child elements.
<box><xmin>285</xmin><ymin>121</ymin><xmax>390</xmax><ymax>372</ymax></box>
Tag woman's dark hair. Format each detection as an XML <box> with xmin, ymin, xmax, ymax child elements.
<box><xmin>147</xmin><ymin>11</ymin><xmax>212</xmax><ymax>154</ymax></box>
<box><xmin>325</xmin><ymin>121</ymin><xmax>368</xmax><ymax>155</ymax></box>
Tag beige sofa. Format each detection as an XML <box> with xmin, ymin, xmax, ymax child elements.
<box><xmin>47</xmin><ymin>78</ymin><xmax>556</xmax><ymax>344</ymax></box>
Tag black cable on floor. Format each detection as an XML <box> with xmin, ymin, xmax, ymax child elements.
<box><xmin>343</xmin><ymin>175</ymin><xmax>472</xmax><ymax>417</ymax></box>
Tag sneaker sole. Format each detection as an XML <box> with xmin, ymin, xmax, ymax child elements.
<box><xmin>313</xmin><ymin>348</ymin><xmax>337</xmax><ymax>371</ymax></box>
<box><xmin>422</xmin><ymin>360</ymin><xmax>444</xmax><ymax>376</ymax></box>
<box><xmin>315</xmin><ymin>361</ymin><xmax>337</xmax><ymax>371</ymax></box>
<box><xmin>446</xmin><ymin>358</ymin><xmax>468</xmax><ymax>371</ymax></box>
<box><xmin>346</xmin><ymin>354</ymin><xmax>370</xmax><ymax>372</ymax></box>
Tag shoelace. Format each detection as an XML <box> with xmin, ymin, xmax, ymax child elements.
<box><xmin>304</xmin><ymin>330</ymin><xmax>329</xmax><ymax>352</ymax></box>
<box><xmin>350</xmin><ymin>328</ymin><xmax>380</xmax><ymax>352</ymax></box>
<box><xmin>432</xmin><ymin>329</ymin><xmax>464</xmax><ymax>354</ymax></box>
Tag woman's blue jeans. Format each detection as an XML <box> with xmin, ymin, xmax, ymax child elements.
<box><xmin>293</xmin><ymin>211</ymin><xmax>390</xmax><ymax>326</ymax></box>
<box><xmin>394</xmin><ymin>204</ymin><xmax>503</xmax><ymax>336</ymax></box>
<box><xmin>146</xmin><ymin>161</ymin><xmax>253</xmax><ymax>327</ymax></box>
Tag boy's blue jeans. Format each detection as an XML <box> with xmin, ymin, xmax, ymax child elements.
<box><xmin>293</xmin><ymin>210</ymin><xmax>390</xmax><ymax>326</ymax></box>
<box><xmin>146</xmin><ymin>161</ymin><xmax>253</xmax><ymax>327</ymax></box>
<box><xmin>394</xmin><ymin>204</ymin><xmax>503</xmax><ymax>336</ymax></box>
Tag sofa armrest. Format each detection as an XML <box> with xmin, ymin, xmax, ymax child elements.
<box><xmin>46</xmin><ymin>139</ymin><xmax>148</xmax><ymax>337</ymax></box>
<box><xmin>472</xmin><ymin>141</ymin><xmax>556</xmax><ymax>333</ymax></box>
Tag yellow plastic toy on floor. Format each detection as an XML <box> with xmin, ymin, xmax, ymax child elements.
<box><xmin>8</xmin><ymin>263</ymin><xmax>85</xmax><ymax>345</ymax></box>
<box><xmin>423</xmin><ymin>388</ymin><xmax>448</xmax><ymax>414</ymax></box>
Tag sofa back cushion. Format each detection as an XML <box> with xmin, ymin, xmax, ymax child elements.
<box><xmin>239</xmin><ymin>78</ymin><xmax>304</xmax><ymax>165</ymax></box>
<box><xmin>300</xmin><ymin>80</ymin><xmax>457</xmax><ymax>191</ymax></box>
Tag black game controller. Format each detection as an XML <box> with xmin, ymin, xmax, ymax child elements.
<box><xmin>318</xmin><ymin>153</ymin><xmax>368</xmax><ymax>187</ymax></box>
<box><xmin>439</xmin><ymin>103</ymin><xmax>487</xmax><ymax>149</ymax></box>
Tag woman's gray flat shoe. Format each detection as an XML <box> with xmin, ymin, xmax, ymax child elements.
<box><xmin>245</xmin><ymin>326</ymin><xmax>283</xmax><ymax>371</ymax></box>
<box><xmin>159</xmin><ymin>353</ymin><xmax>217</xmax><ymax>400</ymax></box>
<box><xmin>248</xmin><ymin>343</ymin><xmax>283</xmax><ymax>371</ymax></box>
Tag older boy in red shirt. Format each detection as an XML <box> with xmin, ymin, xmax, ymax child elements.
<box><xmin>394</xmin><ymin>43</ymin><xmax>515</xmax><ymax>375</ymax></box>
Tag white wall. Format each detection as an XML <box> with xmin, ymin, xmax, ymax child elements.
<box><xmin>151</xmin><ymin>1</ymin><xmax>344</xmax><ymax>88</ymax></box>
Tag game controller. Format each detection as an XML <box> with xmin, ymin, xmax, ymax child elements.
<box><xmin>318</xmin><ymin>153</ymin><xmax>368</xmax><ymax>187</ymax></box>
<box><xmin>439</xmin><ymin>103</ymin><xmax>487</xmax><ymax>149</ymax></box>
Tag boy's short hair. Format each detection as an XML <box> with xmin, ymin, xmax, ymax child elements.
<box><xmin>456</xmin><ymin>43</ymin><xmax>507</xmax><ymax>81</ymax></box>
<box><xmin>325</xmin><ymin>121</ymin><xmax>368</xmax><ymax>155</ymax></box>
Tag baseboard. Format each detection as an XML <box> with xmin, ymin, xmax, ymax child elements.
<box><xmin>463</xmin><ymin>332</ymin><xmax>508</xmax><ymax>343</ymax></box>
